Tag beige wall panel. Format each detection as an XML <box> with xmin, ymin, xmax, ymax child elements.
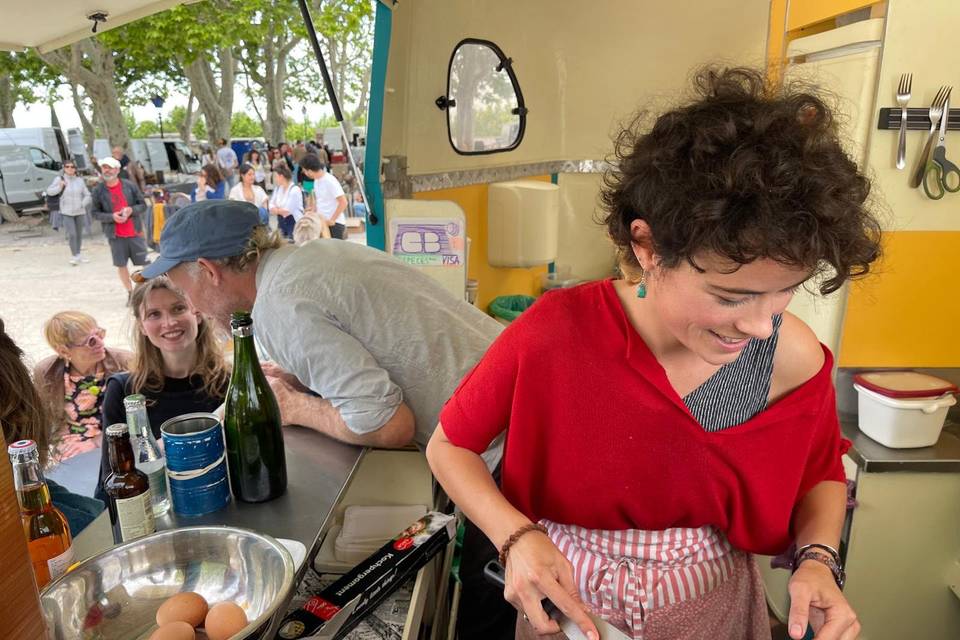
<box><xmin>382</xmin><ymin>0</ymin><xmax>770</xmax><ymax>175</ymax></box>
<box><xmin>555</xmin><ymin>173</ymin><xmax>617</xmax><ymax>280</ymax></box>
<box><xmin>865</xmin><ymin>0</ymin><xmax>960</xmax><ymax>231</ymax></box>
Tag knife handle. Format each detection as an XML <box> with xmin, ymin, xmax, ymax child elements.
<box><xmin>483</xmin><ymin>560</ymin><xmax>562</xmax><ymax>620</ymax></box>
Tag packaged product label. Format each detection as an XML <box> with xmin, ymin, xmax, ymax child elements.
<box><xmin>46</xmin><ymin>545</ymin><xmax>75</xmax><ymax>580</ymax></box>
<box><xmin>116</xmin><ymin>490</ymin><xmax>156</xmax><ymax>541</ymax></box>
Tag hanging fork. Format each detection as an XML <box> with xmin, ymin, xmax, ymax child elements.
<box><xmin>910</xmin><ymin>86</ymin><xmax>951</xmax><ymax>188</ymax></box>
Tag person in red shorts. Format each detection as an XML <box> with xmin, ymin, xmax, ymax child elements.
<box><xmin>427</xmin><ymin>67</ymin><xmax>881</xmax><ymax>640</ymax></box>
<box><xmin>91</xmin><ymin>156</ymin><xmax>149</xmax><ymax>298</ymax></box>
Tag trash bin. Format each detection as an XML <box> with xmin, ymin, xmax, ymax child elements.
<box><xmin>488</xmin><ymin>295</ymin><xmax>536</xmax><ymax>325</ymax></box>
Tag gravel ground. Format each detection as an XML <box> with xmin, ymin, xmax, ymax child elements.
<box><xmin>0</xmin><ymin>216</ymin><xmax>135</xmax><ymax>368</ymax></box>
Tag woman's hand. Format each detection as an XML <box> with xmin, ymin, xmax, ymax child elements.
<box><xmin>787</xmin><ymin>561</ymin><xmax>859</xmax><ymax>640</ymax></box>
<box><xmin>504</xmin><ymin>529</ymin><xmax>598</xmax><ymax>639</ymax></box>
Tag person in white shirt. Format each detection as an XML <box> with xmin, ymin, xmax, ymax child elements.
<box><xmin>268</xmin><ymin>161</ymin><xmax>303</xmax><ymax>241</ymax></box>
<box><xmin>300</xmin><ymin>153</ymin><xmax>348</xmax><ymax>239</ymax></box>
<box><xmin>229</xmin><ymin>164</ymin><xmax>269</xmax><ymax>224</ymax></box>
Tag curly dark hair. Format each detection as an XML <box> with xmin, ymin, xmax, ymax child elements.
<box><xmin>600</xmin><ymin>66</ymin><xmax>881</xmax><ymax>294</ymax></box>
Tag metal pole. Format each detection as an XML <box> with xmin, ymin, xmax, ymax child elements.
<box><xmin>157</xmin><ymin>109</ymin><xmax>164</xmax><ymax>138</ymax></box>
<box><xmin>297</xmin><ymin>0</ymin><xmax>367</xmax><ymax>204</ymax></box>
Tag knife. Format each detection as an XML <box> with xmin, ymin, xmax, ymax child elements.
<box><xmin>483</xmin><ymin>561</ymin><xmax>630</xmax><ymax>640</ymax></box>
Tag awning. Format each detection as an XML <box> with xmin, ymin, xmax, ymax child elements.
<box><xmin>0</xmin><ymin>0</ymin><xmax>198</xmax><ymax>53</ymax></box>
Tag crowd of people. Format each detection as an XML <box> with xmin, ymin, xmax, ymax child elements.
<box><xmin>45</xmin><ymin>136</ymin><xmax>365</xmax><ymax>295</ymax></box>
<box><xmin>4</xmin><ymin>68</ymin><xmax>880</xmax><ymax>640</ymax></box>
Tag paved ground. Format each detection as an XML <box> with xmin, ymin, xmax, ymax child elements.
<box><xmin>0</xmin><ymin>216</ymin><xmax>134</xmax><ymax>368</ymax></box>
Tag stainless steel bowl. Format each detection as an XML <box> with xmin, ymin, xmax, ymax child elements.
<box><xmin>41</xmin><ymin>526</ymin><xmax>296</xmax><ymax>640</ymax></box>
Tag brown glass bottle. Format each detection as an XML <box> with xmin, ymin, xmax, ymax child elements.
<box><xmin>103</xmin><ymin>423</ymin><xmax>156</xmax><ymax>544</ymax></box>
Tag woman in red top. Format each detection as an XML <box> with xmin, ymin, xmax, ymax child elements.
<box><xmin>427</xmin><ymin>68</ymin><xmax>880</xmax><ymax>640</ymax></box>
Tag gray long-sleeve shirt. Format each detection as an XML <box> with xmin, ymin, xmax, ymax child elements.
<box><xmin>253</xmin><ymin>242</ymin><xmax>504</xmax><ymax>469</ymax></box>
<box><xmin>45</xmin><ymin>175</ymin><xmax>91</xmax><ymax>216</ymax></box>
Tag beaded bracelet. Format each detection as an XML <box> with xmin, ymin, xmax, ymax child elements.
<box><xmin>498</xmin><ymin>523</ymin><xmax>548</xmax><ymax>566</ymax></box>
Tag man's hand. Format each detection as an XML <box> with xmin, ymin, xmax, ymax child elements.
<box><xmin>112</xmin><ymin>211</ymin><xmax>125</xmax><ymax>224</ymax></box>
<box><xmin>266</xmin><ymin>375</ymin><xmax>303</xmax><ymax>425</ymax></box>
<box><xmin>261</xmin><ymin>362</ymin><xmax>310</xmax><ymax>393</ymax></box>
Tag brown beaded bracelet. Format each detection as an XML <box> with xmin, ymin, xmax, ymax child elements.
<box><xmin>499</xmin><ymin>523</ymin><xmax>548</xmax><ymax>566</ymax></box>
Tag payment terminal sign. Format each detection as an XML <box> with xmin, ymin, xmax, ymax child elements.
<box><xmin>390</xmin><ymin>218</ymin><xmax>465</xmax><ymax>267</ymax></box>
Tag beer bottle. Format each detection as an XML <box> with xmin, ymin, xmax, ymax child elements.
<box><xmin>7</xmin><ymin>440</ymin><xmax>74</xmax><ymax>589</ymax></box>
<box><xmin>124</xmin><ymin>394</ymin><xmax>170</xmax><ymax>517</ymax></box>
<box><xmin>223</xmin><ymin>311</ymin><xmax>287</xmax><ymax>502</ymax></box>
<box><xmin>103</xmin><ymin>423</ymin><xmax>155</xmax><ymax>544</ymax></box>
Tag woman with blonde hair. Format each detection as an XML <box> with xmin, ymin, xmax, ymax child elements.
<box><xmin>34</xmin><ymin>311</ymin><xmax>130</xmax><ymax>461</ymax></box>
<box><xmin>2</xmin><ymin>317</ymin><xmax>104</xmax><ymax>533</ymax></box>
<box><xmin>94</xmin><ymin>276</ymin><xmax>229</xmax><ymax>501</ymax></box>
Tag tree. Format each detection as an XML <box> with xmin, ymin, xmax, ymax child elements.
<box><xmin>231</xmin><ymin>112</ymin><xmax>263</xmax><ymax>138</ymax></box>
<box><xmin>235</xmin><ymin>1</ymin><xmax>308</xmax><ymax>144</ymax></box>
<box><xmin>0</xmin><ymin>52</ymin><xmax>60</xmax><ymax>128</ymax></box>
<box><xmin>311</xmin><ymin>0</ymin><xmax>375</xmax><ymax>137</ymax></box>
<box><xmin>37</xmin><ymin>40</ymin><xmax>131</xmax><ymax>149</ymax></box>
<box><xmin>108</xmin><ymin>0</ymin><xmax>250</xmax><ymax>144</ymax></box>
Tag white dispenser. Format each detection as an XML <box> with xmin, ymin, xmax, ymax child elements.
<box><xmin>487</xmin><ymin>180</ymin><xmax>559</xmax><ymax>267</ymax></box>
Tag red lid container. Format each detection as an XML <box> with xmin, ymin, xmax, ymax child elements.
<box><xmin>853</xmin><ymin>371</ymin><xmax>959</xmax><ymax>399</ymax></box>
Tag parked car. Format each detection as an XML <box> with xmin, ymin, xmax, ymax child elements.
<box><xmin>0</xmin><ymin>145</ymin><xmax>63</xmax><ymax>212</ymax></box>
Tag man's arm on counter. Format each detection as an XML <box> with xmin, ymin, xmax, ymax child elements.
<box><xmin>267</xmin><ymin>376</ymin><xmax>415</xmax><ymax>448</ymax></box>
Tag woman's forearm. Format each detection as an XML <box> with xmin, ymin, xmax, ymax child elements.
<box><xmin>792</xmin><ymin>479</ymin><xmax>846</xmax><ymax>550</ymax></box>
<box><xmin>426</xmin><ymin>424</ymin><xmax>530</xmax><ymax>549</ymax></box>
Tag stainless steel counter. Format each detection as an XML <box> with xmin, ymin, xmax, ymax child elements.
<box><xmin>74</xmin><ymin>425</ymin><xmax>365</xmax><ymax>570</ymax></box>
<box><xmin>841</xmin><ymin>417</ymin><xmax>960</xmax><ymax>473</ymax></box>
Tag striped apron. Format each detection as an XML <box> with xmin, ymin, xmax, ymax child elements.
<box><xmin>528</xmin><ymin>520</ymin><xmax>771</xmax><ymax>640</ymax></box>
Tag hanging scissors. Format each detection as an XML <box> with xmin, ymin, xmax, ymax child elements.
<box><xmin>923</xmin><ymin>96</ymin><xmax>960</xmax><ymax>199</ymax></box>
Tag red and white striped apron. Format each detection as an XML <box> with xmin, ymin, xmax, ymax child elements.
<box><xmin>541</xmin><ymin>520</ymin><xmax>770</xmax><ymax>640</ymax></box>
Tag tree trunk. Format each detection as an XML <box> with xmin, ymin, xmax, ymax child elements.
<box><xmin>180</xmin><ymin>88</ymin><xmax>195</xmax><ymax>142</ymax></box>
<box><xmin>240</xmin><ymin>21</ymin><xmax>298</xmax><ymax>146</ymax></box>
<box><xmin>182</xmin><ymin>47</ymin><xmax>235</xmax><ymax>144</ymax></box>
<box><xmin>0</xmin><ymin>74</ymin><xmax>15</xmax><ymax>128</ymax></box>
<box><xmin>69</xmin><ymin>83</ymin><xmax>95</xmax><ymax>150</ymax></box>
<box><xmin>38</xmin><ymin>39</ymin><xmax>129</xmax><ymax>150</ymax></box>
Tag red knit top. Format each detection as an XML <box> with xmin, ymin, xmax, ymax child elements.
<box><xmin>440</xmin><ymin>280</ymin><xmax>849</xmax><ymax>555</ymax></box>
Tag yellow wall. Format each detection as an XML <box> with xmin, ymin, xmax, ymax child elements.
<box><xmin>383</xmin><ymin>0</ymin><xmax>770</xmax><ymax>176</ymax></box>
<box><xmin>837</xmin><ymin>0</ymin><xmax>960</xmax><ymax>366</ymax></box>
<box><xmin>412</xmin><ymin>178</ymin><xmax>550</xmax><ymax>310</ymax></box>
<box><xmin>840</xmin><ymin>232</ymin><xmax>960</xmax><ymax>367</ymax></box>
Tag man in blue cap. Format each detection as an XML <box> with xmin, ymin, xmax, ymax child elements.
<box><xmin>138</xmin><ymin>199</ymin><xmax>503</xmax><ymax>459</ymax></box>
<box><xmin>140</xmin><ymin>198</ymin><xmax>515</xmax><ymax>639</ymax></box>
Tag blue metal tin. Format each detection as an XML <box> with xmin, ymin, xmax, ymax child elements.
<box><xmin>160</xmin><ymin>413</ymin><xmax>231</xmax><ymax>517</ymax></box>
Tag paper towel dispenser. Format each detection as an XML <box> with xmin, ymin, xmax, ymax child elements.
<box><xmin>487</xmin><ymin>180</ymin><xmax>559</xmax><ymax>267</ymax></box>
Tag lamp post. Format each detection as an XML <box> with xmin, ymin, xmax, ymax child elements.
<box><xmin>150</xmin><ymin>95</ymin><xmax>165</xmax><ymax>138</ymax></box>
<box><xmin>302</xmin><ymin>105</ymin><xmax>307</xmax><ymax>143</ymax></box>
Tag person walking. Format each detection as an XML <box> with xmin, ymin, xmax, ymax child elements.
<box><xmin>229</xmin><ymin>163</ymin><xmax>269</xmax><ymax>224</ymax></box>
<box><xmin>90</xmin><ymin>157</ymin><xmax>149</xmax><ymax>296</ymax></box>
<box><xmin>268</xmin><ymin>162</ymin><xmax>303</xmax><ymax>241</ymax></box>
<box><xmin>216</xmin><ymin>138</ymin><xmax>239</xmax><ymax>189</ymax></box>
<box><xmin>45</xmin><ymin>161</ymin><xmax>91</xmax><ymax>265</ymax></box>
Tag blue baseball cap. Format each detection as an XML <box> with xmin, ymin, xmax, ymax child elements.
<box><xmin>139</xmin><ymin>199</ymin><xmax>262</xmax><ymax>280</ymax></box>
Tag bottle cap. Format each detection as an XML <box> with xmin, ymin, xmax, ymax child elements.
<box><xmin>7</xmin><ymin>439</ymin><xmax>37</xmax><ymax>456</ymax></box>
<box><xmin>105</xmin><ymin>423</ymin><xmax>130</xmax><ymax>437</ymax></box>
<box><xmin>230</xmin><ymin>311</ymin><xmax>253</xmax><ymax>328</ymax></box>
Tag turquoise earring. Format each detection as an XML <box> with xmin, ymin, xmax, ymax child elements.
<box><xmin>636</xmin><ymin>273</ymin><xmax>647</xmax><ymax>298</ymax></box>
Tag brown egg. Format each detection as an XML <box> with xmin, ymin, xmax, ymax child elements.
<box><xmin>203</xmin><ymin>602</ymin><xmax>248</xmax><ymax>640</ymax></box>
<box><xmin>149</xmin><ymin>620</ymin><xmax>196</xmax><ymax>640</ymax></box>
<box><xmin>156</xmin><ymin>592</ymin><xmax>209</xmax><ymax>628</ymax></box>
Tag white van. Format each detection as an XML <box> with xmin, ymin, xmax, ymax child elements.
<box><xmin>0</xmin><ymin>127</ymin><xmax>71</xmax><ymax>164</ymax></box>
<box><xmin>0</xmin><ymin>145</ymin><xmax>63</xmax><ymax>211</ymax></box>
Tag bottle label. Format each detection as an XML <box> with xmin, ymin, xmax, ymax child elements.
<box><xmin>115</xmin><ymin>490</ymin><xmax>156</xmax><ymax>541</ymax></box>
<box><xmin>146</xmin><ymin>466</ymin><xmax>168</xmax><ymax>501</ymax></box>
<box><xmin>46</xmin><ymin>545</ymin><xmax>74</xmax><ymax>579</ymax></box>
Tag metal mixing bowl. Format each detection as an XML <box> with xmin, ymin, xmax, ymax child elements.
<box><xmin>40</xmin><ymin>526</ymin><xmax>296</xmax><ymax>640</ymax></box>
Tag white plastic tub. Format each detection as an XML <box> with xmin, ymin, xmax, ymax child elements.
<box><xmin>854</xmin><ymin>383</ymin><xmax>957</xmax><ymax>448</ymax></box>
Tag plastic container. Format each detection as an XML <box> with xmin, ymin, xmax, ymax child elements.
<box><xmin>853</xmin><ymin>371</ymin><xmax>958</xmax><ymax>449</ymax></box>
<box><xmin>488</xmin><ymin>295</ymin><xmax>536</xmax><ymax>325</ymax></box>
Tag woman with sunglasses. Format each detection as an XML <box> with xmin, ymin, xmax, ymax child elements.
<box><xmin>33</xmin><ymin>311</ymin><xmax>130</xmax><ymax>461</ymax></box>
<box><xmin>45</xmin><ymin>161</ymin><xmax>92</xmax><ymax>265</ymax></box>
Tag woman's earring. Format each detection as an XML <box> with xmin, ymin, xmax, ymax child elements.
<box><xmin>636</xmin><ymin>273</ymin><xmax>647</xmax><ymax>299</ymax></box>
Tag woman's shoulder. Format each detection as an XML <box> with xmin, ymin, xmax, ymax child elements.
<box><xmin>771</xmin><ymin>312</ymin><xmax>828</xmax><ymax>396</ymax></box>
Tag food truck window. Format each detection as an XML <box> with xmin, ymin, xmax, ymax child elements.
<box><xmin>440</xmin><ymin>39</ymin><xmax>526</xmax><ymax>155</ymax></box>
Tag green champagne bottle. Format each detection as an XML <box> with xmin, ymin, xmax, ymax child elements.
<box><xmin>223</xmin><ymin>311</ymin><xmax>287</xmax><ymax>502</ymax></box>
